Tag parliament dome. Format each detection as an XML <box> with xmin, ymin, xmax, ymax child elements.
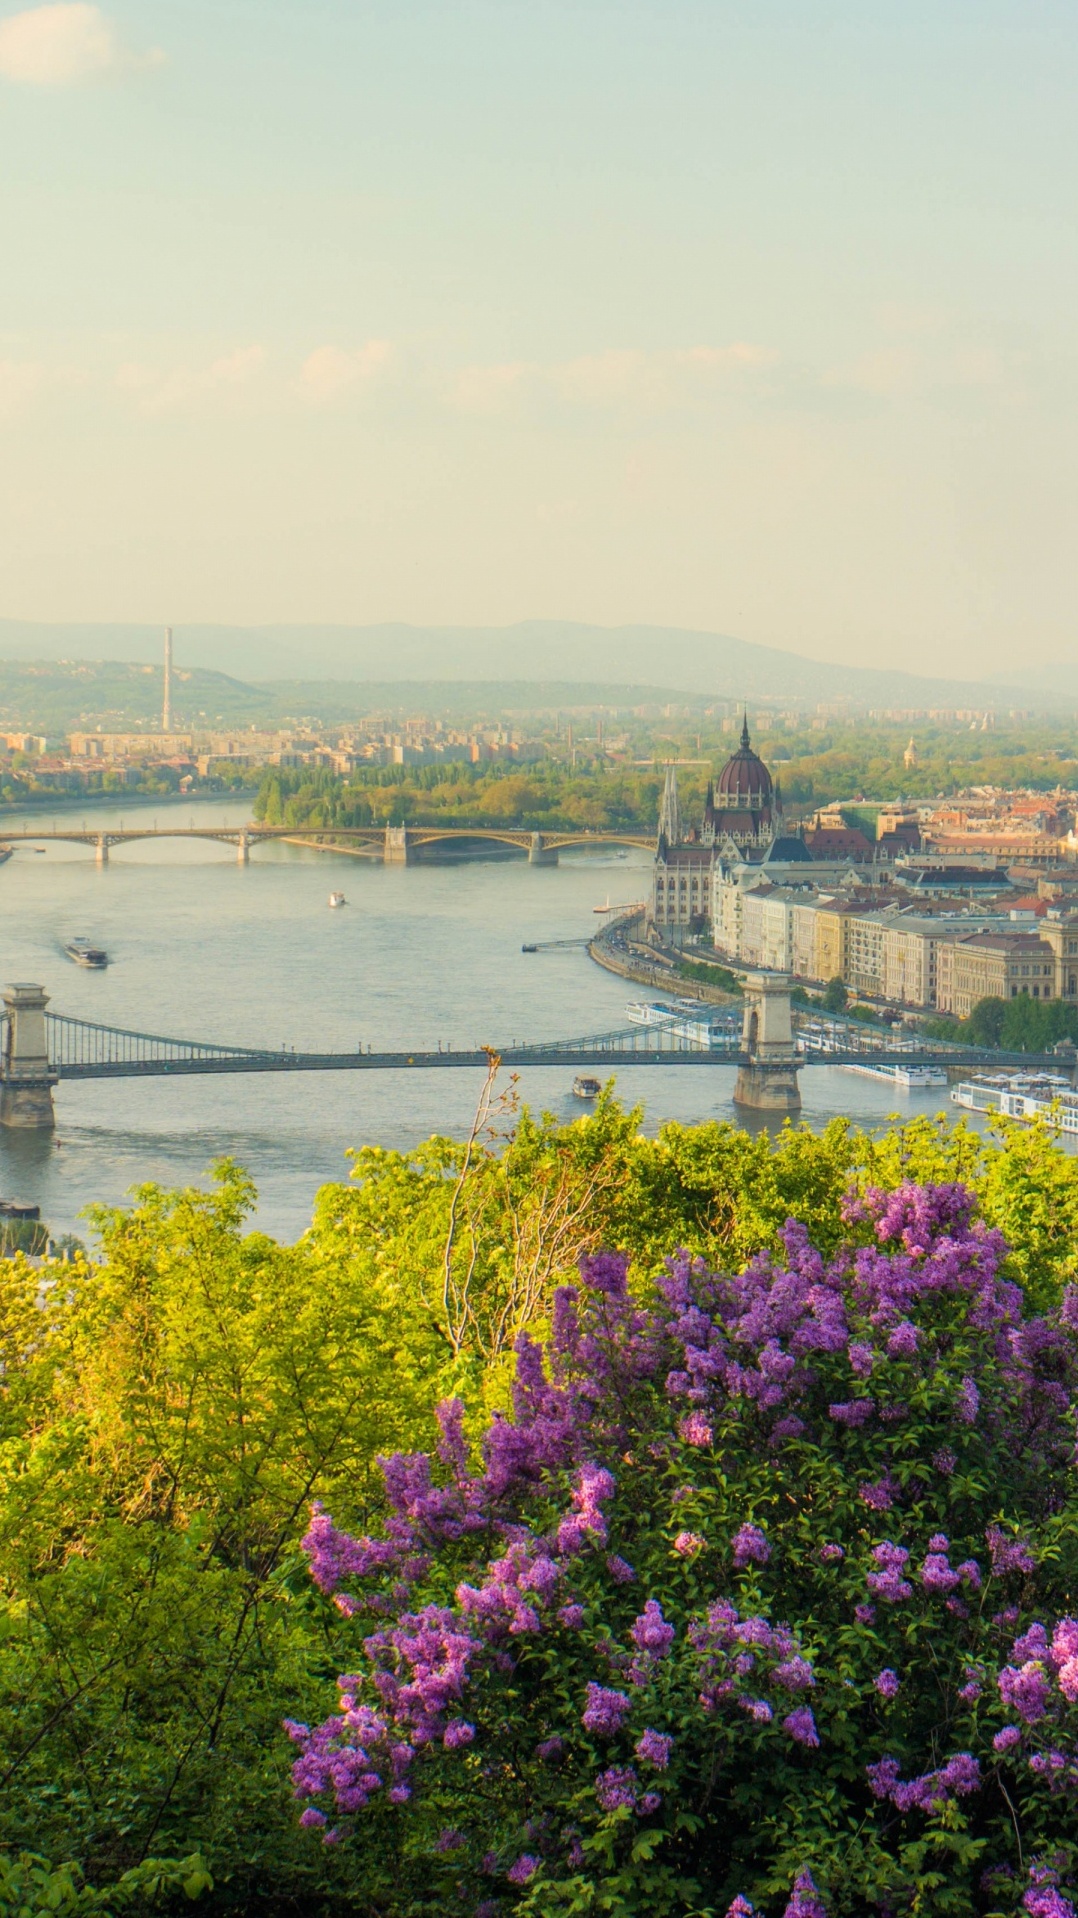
<box><xmin>715</xmin><ymin>716</ymin><xmax>774</xmax><ymax>806</ymax></box>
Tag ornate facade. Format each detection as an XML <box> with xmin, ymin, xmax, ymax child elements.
<box><xmin>650</xmin><ymin>718</ymin><xmax>784</xmax><ymax>940</ymax></box>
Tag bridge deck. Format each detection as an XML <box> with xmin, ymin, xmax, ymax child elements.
<box><xmin>49</xmin><ymin>1046</ymin><xmax>1078</xmax><ymax>1080</ymax></box>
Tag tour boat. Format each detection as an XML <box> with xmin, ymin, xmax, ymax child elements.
<box><xmin>840</xmin><ymin>1061</ymin><xmax>948</xmax><ymax>1090</ymax></box>
<box><xmin>951</xmin><ymin>1073</ymin><xmax>1078</xmax><ymax>1134</ymax></box>
<box><xmin>64</xmin><ymin>938</ymin><xmax>108</xmax><ymax>969</ymax></box>
<box><xmin>328</xmin><ymin>891</ymin><xmax>346</xmax><ymax>909</ymax></box>
<box><xmin>625</xmin><ymin>1000</ymin><xmax>739</xmax><ymax>1050</ymax></box>
<box><xmin>572</xmin><ymin>1075</ymin><xmax>602</xmax><ymax>1100</ymax></box>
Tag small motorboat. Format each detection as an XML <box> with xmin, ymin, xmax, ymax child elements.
<box><xmin>64</xmin><ymin>938</ymin><xmax>108</xmax><ymax>969</ymax></box>
<box><xmin>328</xmin><ymin>891</ymin><xmax>346</xmax><ymax>909</ymax></box>
<box><xmin>572</xmin><ymin>1075</ymin><xmax>602</xmax><ymax>1100</ymax></box>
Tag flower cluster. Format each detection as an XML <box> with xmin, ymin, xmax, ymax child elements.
<box><xmin>285</xmin><ymin>1181</ymin><xmax>1078</xmax><ymax>1914</ymax></box>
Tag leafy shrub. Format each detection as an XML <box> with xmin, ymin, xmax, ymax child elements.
<box><xmin>288</xmin><ymin>1181</ymin><xmax>1078</xmax><ymax>1916</ymax></box>
<box><xmin>0</xmin><ymin>1852</ymin><xmax>210</xmax><ymax>1915</ymax></box>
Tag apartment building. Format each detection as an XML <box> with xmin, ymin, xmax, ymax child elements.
<box><xmin>937</xmin><ymin>933</ymin><xmax>1056</xmax><ymax>1018</ymax></box>
<box><xmin>740</xmin><ymin>887</ymin><xmax>795</xmax><ymax>972</ymax></box>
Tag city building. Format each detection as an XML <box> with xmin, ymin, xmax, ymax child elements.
<box><xmin>651</xmin><ymin>719</ymin><xmax>785</xmax><ymax>941</ymax></box>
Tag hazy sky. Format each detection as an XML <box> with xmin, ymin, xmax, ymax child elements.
<box><xmin>1</xmin><ymin>0</ymin><xmax>1077</xmax><ymax>676</ymax></box>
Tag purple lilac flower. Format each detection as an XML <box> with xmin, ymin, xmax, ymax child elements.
<box><xmin>741</xmin><ymin>1697</ymin><xmax>773</xmax><ymax>1722</ymax></box>
<box><xmin>818</xmin><ymin>1543</ymin><xmax>844</xmax><ymax>1563</ymax></box>
<box><xmin>933</xmin><ymin>1446</ymin><xmax>957</xmax><ymax>1474</ymax></box>
<box><xmin>444</xmin><ymin>1719</ymin><xmax>475</xmax><ymax>1748</ymax></box>
<box><xmin>848</xmin><ymin>1341</ymin><xmax>874</xmax><ymax>1377</ymax></box>
<box><xmin>595</xmin><ymin>1765</ymin><xmax>638</xmax><ymax>1811</ymax></box>
<box><xmin>921</xmin><ymin>1549</ymin><xmax>960</xmax><ymax>1595</ymax></box>
<box><xmin>299</xmin><ymin>1807</ymin><xmax>327</xmax><ymax>1829</ymax></box>
<box><xmin>859</xmin><ymin>1476</ymin><xmax>899</xmax><ymax>1512</ymax></box>
<box><xmin>986</xmin><ymin>1527</ymin><xmax>1036</xmax><ymax>1576</ymax></box>
<box><xmin>606</xmin><ymin>1555</ymin><xmax>636</xmax><ymax>1583</ymax></box>
<box><xmin>726</xmin><ymin>1901</ymin><xmax>756</xmax><ymax>1916</ymax></box>
<box><xmin>784</xmin><ymin>1868</ymin><xmax>827</xmax><ymax>1916</ymax></box>
<box><xmin>630</xmin><ymin>1600</ymin><xmax>675</xmax><ymax>1658</ymax></box>
<box><xmin>674</xmin><ymin>1530</ymin><xmax>705</xmax><ymax>1557</ymax></box>
<box><xmin>887</xmin><ymin>1320</ymin><xmax>919</xmax><ymax>1357</ymax></box>
<box><xmin>635</xmin><ymin>1728</ymin><xmax>674</xmax><ymax>1769</ymax></box>
<box><xmin>874</xmin><ymin>1669</ymin><xmax>900</xmax><ymax>1700</ymax></box>
<box><xmin>536</xmin><ymin>1735</ymin><xmax>564</xmax><ymax>1760</ymax></box>
<box><xmin>1051</xmin><ymin>1618</ymin><xmax>1078</xmax><ymax>1665</ymax></box>
<box><xmin>679</xmin><ymin>1411</ymin><xmax>713</xmax><ymax>1446</ymax></box>
<box><xmin>956</xmin><ymin>1376</ymin><xmax>980</xmax><ymax>1424</ymax></box>
<box><xmin>435</xmin><ymin>1828</ymin><xmax>465</xmax><ymax>1852</ymax></box>
<box><xmin>732</xmin><ymin>1524</ymin><xmax>771</xmax><ymax>1567</ymax></box>
<box><xmin>582</xmin><ymin>1683</ymin><xmax>632</xmax><ymax>1736</ymax></box>
<box><xmin>507</xmin><ymin>1854</ymin><xmax>540</xmax><ymax>1884</ymax></box>
<box><xmin>773</xmin><ymin>1657</ymin><xmax>815</xmax><ymax>1692</ymax></box>
<box><xmin>994</xmin><ymin>1726</ymin><xmax>1022</xmax><ymax>1751</ymax></box>
<box><xmin>829</xmin><ymin>1399</ymin><xmax>873</xmax><ymax>1426</ymax></box>
<box><xmin>783</xmin><ymin>1707</ymin><xmax>820</xmax><ymax>1748</ymax></box>
<box><xmin>867</xmin><ymin>1542</ymin><xmax>913</xmax><ymax>1603</ymax></box>
<box><xmin>854</xmin><ymin>1603</ymin><xmax>876</xmax><ymax>1625</ymax></box>
<box><xmin>558</xmin><ymin>1603</ymin><xmax>586</xmax><ymax>1629</ymax></box>
<box><xmin>999</xmin><ymin>1663</ymin><xmax>1052</xmax><ymax>1724</ymax></box>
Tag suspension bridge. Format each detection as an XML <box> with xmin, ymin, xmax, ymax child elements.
<box><xmin>1</xmin><ymin>977</ymin><xmax>1071</xmax><ymax>1129</ymax></box>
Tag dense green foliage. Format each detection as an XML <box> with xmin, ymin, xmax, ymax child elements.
<box><xmin>926</xmin><ymin>995</ymin><xmax>1078</xmax><ymax>1053</ymax></box>
<box><xmin>4</xmin><ymin>1105</ymin><xmax>1078</xmax><ymax>1909</ymax></box>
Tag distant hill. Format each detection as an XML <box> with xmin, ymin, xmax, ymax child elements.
<box><xmin>0</xmin><ymin>618</ymin><xmax>1065</xmax><ymax>710</ymax></box>
<box><xmin>0</xmin><ymin>661</ymin><xmax>273</xmax><ymax>734</ymax></box>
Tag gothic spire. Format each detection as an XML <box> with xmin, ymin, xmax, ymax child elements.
<box><xmin>740</xmin><ymin>710</ymin><xmax>751</xmax><ymax>751</ymax></box>
<box><xmin>657</xmin><ymin>764</ymin><xmax>681</xmax><ymax>847</ymax></box>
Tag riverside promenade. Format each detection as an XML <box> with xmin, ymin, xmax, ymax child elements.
<box><xmin>588</xmin><ymin>912</ymin><xmax>741</xmax><ymax>1006</ymax></box>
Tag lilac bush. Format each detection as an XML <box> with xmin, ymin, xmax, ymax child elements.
<box><xmin>285</xmin><ymin>1182</ymin><xmax>1078</xmax><ymax>1916</ymax></box>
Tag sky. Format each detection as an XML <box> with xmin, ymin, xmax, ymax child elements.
<box><xmin>1</xmin><ymin>0</ymin><xmax>1077</xmax><ymax>678</ymax></box>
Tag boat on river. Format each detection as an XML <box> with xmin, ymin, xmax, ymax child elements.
<box><xmin>328</xmin><ymin>891</ymin><xmax>346</xmax><ymax>909</ymax></box>
<box><xmin>626</xmin><ymin>999</ymin><xmax>738</xmax><ymax>1050</ymax></box>
<box><xmin>64</xmin><ymin>938</ymin><xmax>108</xmax><ymax>969</ymax></box>
<box><xmin>572</xmin><ymin>1075</ymin><xmax>602</xmax><ymax>1100</ymax></box>
<box><xmin>951</xmin><ymin>1072</ymin><xmax>1078</xmax><ymax>1133</ymax></box>
<box><xmin>841</xmin><ymin>1061</ymin><xmax>948</xmax><ymax>1090</ymax></box>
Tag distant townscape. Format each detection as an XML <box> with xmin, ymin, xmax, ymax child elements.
<box><xmin>649</xmin><ymin>719</ymin><xmax>1078</xmax><ymax>1022</ymax></box>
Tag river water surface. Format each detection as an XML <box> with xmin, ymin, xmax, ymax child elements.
<box><xmin>1</xmin><ymin>797</ymin><xmax>977</xmax><ymax>1242</ymax></box>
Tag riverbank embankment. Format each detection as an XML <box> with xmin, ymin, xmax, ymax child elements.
<box><xmin>588</xmin><ymin>913</ymin><xmax>742</xmax><ymax>1008</ymax></box>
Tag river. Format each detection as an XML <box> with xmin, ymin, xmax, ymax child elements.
<box><xmin>1</xmin><ymin>796</ymin><xmax>980</xmax><ymax>1244</ymax></box>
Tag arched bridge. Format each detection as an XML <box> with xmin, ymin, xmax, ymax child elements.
<box><xmin>2</xmin><ymin>977</ymin><xmax>1073</xmax><ymax>1129</ymax></box>
<box><xmin>0</xmin><ymin>824</ymin><xmax>654</xmax><ymax>866</ymax></box>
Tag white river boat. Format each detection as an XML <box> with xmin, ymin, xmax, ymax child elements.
<box><xmin>951</xmin><ymin>1072</ymin><xmax>1078</xmax><ymax>1134</ymax></box>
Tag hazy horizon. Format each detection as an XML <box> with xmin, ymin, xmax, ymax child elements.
<box><xmin>2</xmin><ymin>2</ymin><xmax>1078</xmax><ymax>679</ymax></box>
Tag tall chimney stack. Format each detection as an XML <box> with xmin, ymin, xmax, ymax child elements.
<box><xmin>162</xmin><ymin>626</ymin><xmax>173</xmax><ymax>733</ymax></box>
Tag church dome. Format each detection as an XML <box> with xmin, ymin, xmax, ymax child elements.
<box><xmin>715</xmin><ymin>717</ymin><xmax>774</xmax><ymax>806</ymax></box>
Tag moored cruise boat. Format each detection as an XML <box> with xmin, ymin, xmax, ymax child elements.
<box><xmin>64</xmin><ymin>938</ymin><xmax>108</xmax><ymax>969</ymax></box>
<box><xmin>951</xmin><ymin>1072</ymin><xmax>1078</xmax><ymax>1134</ymax></box>
<box><xmin>572</xmin><ymin>1075</ymin><xmax>602</xmax><ymax>1100</ymax></box>
<box><xmin>625</xmin><ymin>1000</ymin><xmax>738</xmax><ymax>1050</ymax></box>
<box><xmin>841</xmin><ymin>1061</ymin><xmax>948</xmax><ymax>1090</ymax></box>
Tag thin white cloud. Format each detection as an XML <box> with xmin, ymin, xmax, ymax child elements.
<box><xmin>449</xmin><ymin>343</ymin><xmax>776</xmax><ymax>417</ymax></box>
<box><xmin>0</xmin><ymin>4</ymin><xmax>163</xmax><ymax>86</ymax></box>
<box><xmin>298</xmin><ymin>341</ymin><xmax>394</xmax><ymax>402</ymax></box>
<box><xmin>114</xmin><ymin>345</ymin><xmax>267</xmax><ymax>416</ymax></box>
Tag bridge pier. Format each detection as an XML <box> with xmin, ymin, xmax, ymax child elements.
<box><xmin>236</xmin><ymin>830</ymin><xmax>250</xmax><ymax>865</ymax></box>
<box><xmin>384</xmin><ymin>825</ymin><xmax>412</xmax><ymax>864</ymax></box>
<box><xmin>0</xmin><ymin>984</ymin><xmax>57</xmax><ymax>1129</ymax></box>
<box><xmin>528</xmin><ymin>833</ymin><xmax>558</xmax><ymax>866</ymax></box>
<box><xmin>95</xmin><ymin>834</ymin><xmax>109</xmax><ymax>867</ymax></box>
<box><xmin>733</xmin><ymin>971</ymin><xmax>802</xmax><ymax>1116</ymax></box>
